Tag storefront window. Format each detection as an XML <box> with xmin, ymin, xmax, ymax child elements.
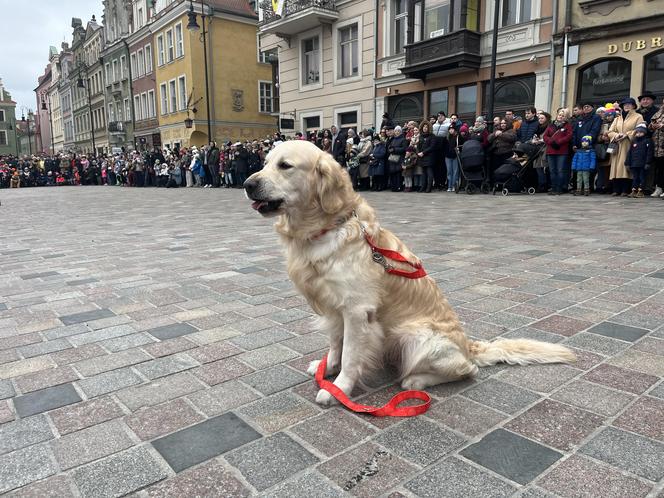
<box><xmin>389</xmin><ymin>94</ymin><xmax>423</xmax><ymax>124</ymax></box>
<box><xmin>429</xmin><ymin>89</ymin><xmax>448</xmax><ymax>116</ymax></box>
<box><xmin>482</xmin><ymin>75</ymin><xmax>536</xmax><ymax>116</ymax></box>
<box><xmin>644</xmin><ymin>50</ymin><xmax>664</xmax><ymax>99</ymax></box>
<box><xmin>456</xmin><ymin>85</ymin><xmax>477</xmax><ymax>116</ymax></box>
<box><xmin>577</xmin><ymin>58</ymin><xmax>632</xmax><ymax>107</ymax></box>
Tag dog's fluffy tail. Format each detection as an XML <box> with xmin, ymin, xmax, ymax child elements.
<box><xmin>469</xmin><ymin>339</ymin><xmax>576</xmax><ymax>367</ymax></box>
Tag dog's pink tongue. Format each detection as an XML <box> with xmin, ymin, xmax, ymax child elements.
<box><xmin>251</xmin><ymin>201</ymin><xmax>267</xmax><ymax>211</ymax></box>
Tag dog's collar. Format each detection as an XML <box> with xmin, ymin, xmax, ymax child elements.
<box><xmin>309</xmin><ymin>210</ymin><xmax>356</xmax><ymax>241</ymax></box>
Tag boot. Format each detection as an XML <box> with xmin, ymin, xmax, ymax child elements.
<box><xmin>584</xmin><ymin>189</ymin><xmax>590</xmax><ymax>196</ymax></box>
<box><xmin>627</xmin><ymin>188</ymin><xmax>637</xmax><ymax>198</ymax></box>
<box><xmin>636</xmin><ymin>188</ymin><xmax>644</xmax><ymax>198</ymax></box>
<box><xmin>573</xmin><ymin>190</ymin><xmax>579</xmax><ymax>196</ymax></box>
<box><xmin>425</xmin><ymin>177</ymin><xmax>433</xmax><ymax>193</ymax></box>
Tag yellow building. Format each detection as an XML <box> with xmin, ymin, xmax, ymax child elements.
<box><xmin>153</xmin><ymin>0</ymin><xmax>276</xmax><ymax>148</ymax></box>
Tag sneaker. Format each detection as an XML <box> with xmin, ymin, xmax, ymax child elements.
<box><xmin>651</xmin><ymin>186</ymin><xmax>662</xmax><ymax>197</ymax></box>
<box><xmin>627</xmin><ymin>189</ymin><xmax>637</xmax><ymax>198</ymax></box>
<box><xmin>660</xmin><ymin>191</ymin><xmax>664</xmax><ymax>198</ymax></box>
<box><xmin>636</xmin><ymin>189</ymin><xmax>645</xmax><ymax>198</ymax></box>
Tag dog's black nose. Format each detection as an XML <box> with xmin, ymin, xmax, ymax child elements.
<box><xmin>244</xmin><ymin>178</ymin><xmax>259</xmax><ymax>196</ymax></box>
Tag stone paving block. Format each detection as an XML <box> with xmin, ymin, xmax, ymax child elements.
<box><xmin>0</xmin><ymin>302</ymin><xmax>6</xmax><ymax>311</ymax></box>
<box><xmin>85</xmin><ymin>315</ymin><xmax>133</xmax><ymax>331</ymax></box>
<box><xmin>632</xmin><ymin>336</ymin><xmax>664</xmax><ymax>356</ymax></box>
<box><xmin>141</xmin><ymin>336</ymin><xmax>197</xmax><ymax>357</ymax></box>
<box><xmin>405</xmin><ymin>456</ymin><xmax>517</xmax><ymax>498</ymax></box>
<box><xmin>0</xmin><ymin>349</ymin><xmax>20</xmax><ymax>366</ymax></box>
<box><xmin>582</xmin><ymin>363</ymin><xmax>658</xmax><ymax>394</ymax></box>
<box><xmin>495</xmin><ymin>364</ymin><xmax>581</xmax><ymax>393</ymax></box>
<box><xmin>427</xmin><ymin>395</ymin><xmax>507</xmax><ymax>436</ymax></box>
<box><xmin>587</xmin><ymin>321</ymin><xmax>649</xmax><ymax>342</ymax></box>
<box><xmin>73</xmin><ymin>348</ymin><xmax>151</xmax><ymax>376</ymax></box>
<box><xmin>0</xmin><ymin>357</ymin><xmax>56</xmax><ymax>380</ymax></box>
<box><xmin>239</xmin><ymin>391</ymin><xmax>319</xmax><ymax>434</ymax></box>
<box><xmin>292</xmin><ymin>408</ymin><xmax>376</xmax><ymax>456</ymax></box>
<box><xmin>68</xmin><ymin>324</ymin><xmax>137</xmax><ymax>347</ymax></box>
<box><xmin>185</xmin><ymin>341</ymin><xmax>242</xmax><ymax>363</ymax></box>
<box><xmin>99</xmin><ymin>332</ymin><xmax>156</xmax><ymax>352</ymax></box>
<box><xmin>317</xmin><ymin>441</ymin><xmax>418</xmax><ymax>498</ymax></box>
<box><xmin>152</xmin><ymin>412</ymin><xmax>261</xmax><ymax>472</ymax></box>
<box><xmin>460</xmin><ymin>428</ymin><xmax>562</xmax><ymax>485</ymax></box>
<box><xmin>49</xmin><ymin>397</ymin><xmax>125</xmax><ymax>435</ymax></box>
<box><xmin>77</xmin><ymin>367</ymin><xmax>144</xmax><ymax>398</ymax></box>
<box><xmin>607</xmin><ymin>349</ymin><xmax>664</xmax><ymax>377</ymax></box>
<box><xmin>0</xmin><ymin>415</ymin><xmax>53</xmax><ymax>455</ymax></box>
<box><xmin>461</xmin><ymin>378</ymin><xmax>540</xmax><ymax>414</ymax></box>
<box><xmin>187</xmin><ymin>326</ymin><xmax>242</xmax><ymax>345</ymax></box>
<box><xmin>5</xmin><ymin>474</ymin><xmax>77</xmax><ymax>497</ymax></box>
<box><xmin>17</xmin><ymin>338</ymin><xmax>72</xmax><ymax>359</ymax></box>
<box><xmin>187</xmin><ymin>379</ymin><xmax>261</xmax><ymax>416</ymax></box>
<box><xmin>280</xmin><ymin>332</ymin><xmax>328</xmax><ymax>354</ymax></box>
<box><xmin>579</xmin><ymin>427</ymin><xmax>664</xmax><ymax>481</ymax></box>
<box><xmin>0</xmin><ymin>444</ymin><xmax>57</xmax><ymax>494</ymax></box>
<box><xmin>532</xmin><ymin>315</ymin><xmax>592</xmax><ymax>337</ymax></box>
<box><xmin>505</xmin><ymin>399</ymin><xmax>604</xmax><ymax>451</ymax></box>
<box><xmin>13</xmin><ymin>383</ymin><xmax>82</xmax><ymax>418</ymax></box>
<box><xmin>563</xmin><ymin>332</ymin><xmax>631</xmax><ymax>356</ymax></box>
<box><xmin>0</xmin><ymin>379</ymin><xmax>16</xmax><ymax>399</ymax></box>
<box><xmin>267</xmin><ymin>308</ymin><xmax>312</xmax><ymax>324</ymax></box>
<box><xmin>238</xmin><ymin>343</ymin><xmax>300</xmax><ymax>370</ymax></box>
<box><xmin>15</xmin><ymin>366</ymin><xmax>79</xmax><ymax>393</ymax></box>
<box><xmin>374</xmin><ymin>417</ymin><xmax>465</xmax><ymax>466</ymax></box>
<box><xmin>146</xmin><ymin>322</ymin><xmax>198</xmax><ymax>341</ymax></box>
<box><xmin>59</xmin><ymin>308</ymin><xmax>115</xmax><ymax>325</ymax></box>
<box><xmin>72</xmin><ymin>446</ymin><xmax>169</xmax><ymax>498</ymax></box>
<box><xmin>261</xmin><ymin>471</ymin><xmax>344</xmax><ymax>498</ymax></box>
<box><xmin>116</xmin><ymin>372</ymin><xmax>205</xmax><ymax>411</ymax></box>
<box><xmin>0</xmin><ymin>333</ymin><xmax>42</xmax><ymax>352</ymax></box>
<box><xmin>240</xmin><ymin>364</ymin><xmax>309</xmax><ymax>395</ymax></box>
<box><xmin>51</xmin><ymin>419</ymin><xmax>134</xmax><ymax>470</ymax></box>
<box><xmin>125</xmin><ymin>398</ymin><xmax>205</xmax><ymax>441</ymax></box>
<box><xmin>50</xmin><ymin>343</ymin><xmax>106</xmax><ymax>365</ymax></box>
<box><xmin>0</xmin><ymin>399</ymin><xmax>15</xmax><ymax>424</ymax></box>
<box><xmin>134</xmin><ymin>353</ymin><xmax>199</xmax><ymax>380</ymax></box>
<box><xmin>191</xmin><ymin>357</ymin><xmax>254</xmax><ymax>386</ymax></box>
<box><xmin>612</xmin><ymin>396</ymin><xmax>664</xmax><ymax>441</ymax></box>
<box><xmin>649</xmin><ymin>382</ymin><xmax>664</xmax><ymax>399</ymax></box>
<box><xmin>225</xmin><ymin>432</ymin><xmax>318</xmax><ymax>491</ymax></box>
<box><xmin>229</xmin><ymin>326</ymin><xmax>295</xmax><ymax>350</ymax></box>
<box><xmin>508</xmin><ymin>304</ymin><xmax>556</xmax><ymax>320</ymax></box>
<box><xmin>20</xmin><ymin>271</ymin><xmax>59</xmax><ymax>280</ymax></box>
<box><xmin>144</xmin><ymin>458</ymin><xmax>251</xmax><ymax>498</ymax></box>
<box><xmin>551</xmin><ymin>379</ymin><xmax>635</xmax><ymax>416</ymax></box>
<box><xmin>538</xmin><ymin>454</ymin><xmax>651</xmax><ymax>498</ymax></box>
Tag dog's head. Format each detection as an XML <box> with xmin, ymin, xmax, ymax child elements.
<box><xmin>244</xmin><ymin>140</ymin><xmax>354</xmax><ymax>218</ymax></box>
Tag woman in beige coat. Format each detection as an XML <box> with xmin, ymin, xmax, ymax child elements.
<box><xmin>608</xmin><ymin>97</ymin><xmax>645</xmax><ymax>196</ymax></box>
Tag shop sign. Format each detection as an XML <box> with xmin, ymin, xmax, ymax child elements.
<box><xmin>608</xmin><ymin>38</ymin><xmax>662</xmax><ymax>54</ymax></box>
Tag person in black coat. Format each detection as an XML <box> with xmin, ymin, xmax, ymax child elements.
<box><xmin>637</xmin><ymin>92</ymin><xmax>659</xmax><ymax>125</ymax></box>
<box><xmin>572</xmin><ymin>103</ymin><xmax>603</xmax><ymax>149</ymax></box>
<box><xmin>416</xmin><ymin>120</ymin><xmax>437</xmax><ymax>192</ymax></box>
<box><xmin>387</xmin><ymin>125</ymin><xmax>408</xmax><ymax>191</ymax></box>
<box><xmin>518</xmin><ymin>107</ymin><xmax>540</xmax><ymax>143</ymax></box>
<box><xmin>330</xmin><ymin>125</ymin><xmax>347</xmax><ymax>165</ymax></box>
<box><xmin>234</xmin><ymin>143</ymin><xmax>249</xmax><ymax>188</ymax></box>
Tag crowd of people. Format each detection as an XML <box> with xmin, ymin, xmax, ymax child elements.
<box><xmin>2</xmin><ymin>93</ymin><xmax>664</xmax><ymax>198</ymax></box>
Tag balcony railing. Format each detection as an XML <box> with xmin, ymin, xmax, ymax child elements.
<box><xmin>401</xmin><ymin>29</ymin><xmax>482</xmax><ymax>80</ymax></box>
<box><xmin>108</xmin><ymin>121</ymin><xmax>125</xmax><ymax>134</ymax></box>
<box><xmin>258</xmin><ymin>0</ymin><xmax>339</xmax><ymax>35</ymax></box>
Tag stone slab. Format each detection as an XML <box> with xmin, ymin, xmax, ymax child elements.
<box><xmin>0</xmin><ymin>414</ymin><xmax>53</xmax><ymax>455</ymax></box>
<box><xmin>0</xmin><ymin>444</ymin><xmax>57</xmax><ymax>494</ymax></box>
<box><xmin>13</xmin><ymin>383</ymin><xmax>82</xmax><ymax>418</ymax></box>
<box><xmin>59</xmin><ymin>308</ymin><xmax>115</xmax><ymax>325</ymax></box>
<box><xmin>587</xmin><ymin>322</ymin><xmax>649</xmax><ymax>342</ymax></box>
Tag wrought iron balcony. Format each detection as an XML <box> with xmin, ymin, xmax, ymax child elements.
<box><xmin>258</xmin><ymin>0</ymin><xmax>339</xmax><ymax>36</ymax></box>
<box><xmin>108</xmin><ymin>121</ymin><xmax>125</xmax><ymax>134</ymax></box>
<box><xmin>401</xmin><ymin>29</ymin><xmax>482</xmax><ymax>80</ymax></box>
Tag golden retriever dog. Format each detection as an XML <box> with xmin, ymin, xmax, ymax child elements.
<box><xmin>245</xmin><ymin>140</ymin><xmax>575</xmax><ymax>406</ymax></box>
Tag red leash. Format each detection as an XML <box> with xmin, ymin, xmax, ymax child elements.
<box><xmin>364</xmin><ymin>234</ymin><xmax>427</xmax><ymax>279</ymax></box>
<box><xmin>315</xmin><ymin>354</ymin><xmax>431</xmax><ymax>417</ymax></box>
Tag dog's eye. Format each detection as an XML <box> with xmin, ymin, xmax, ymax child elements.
<box><xmin>278</xmin><ymin>162</ymin><xmax>293</xmax><ymax>170</ymax></box>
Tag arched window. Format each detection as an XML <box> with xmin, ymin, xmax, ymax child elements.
<box><xmin>482</xmin><ymin>75</ymin><xmax>535</xmax><ymax>117</ymax></box>
<box><xmin>389</xmin><ymin>94</ymin><xmax>423</xmax><ymax>124</ymax></box>
<box><xmin>576</xmin><ymin>58</ymin><xmax>632</xmax><ymax>107</ymax></box>
<box><xmin>644</xmin><ymin>49</ymin><xmax>664</xmax><ymax>99</ymax></box>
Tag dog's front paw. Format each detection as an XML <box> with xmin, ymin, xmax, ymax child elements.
<box><xmin>401</xmin><ymin>376</ymin><xmax>425</xmax><ymax>391</ymax></box>
<box><xmin>307</xmin><ymin>360</ymin><xmax>321</xmax><ymax>377</ymax></box>
<box><xmin>315</xmin><ymin>389</ymin><xmax>339</xmax><ymax>406</ymax></box>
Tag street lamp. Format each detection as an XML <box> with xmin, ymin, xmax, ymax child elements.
<box><xmin>187</xmin><ymin>0</ymin><xmax>213</xmax><ymax>144</ymax></box>
<box><xmin>21</xmin><ymin>108</ymin><xmax>33</xmax><ymax>156</ymax></box>
<box><xmin>485</xmin><ymin>0</ymin><xmax>501</xmax><ymax>131</ymax></box>
<box><xmin>76</xmin><ymin>62</ymin><xmax>97</xmax><ymax>155</ymax></box>
<box><xmin>41</xmin><ymin>94</ymin><xmax>55</xmax><ymax>155</ymax></box>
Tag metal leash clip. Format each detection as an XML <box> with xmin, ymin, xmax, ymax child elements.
<box><xmin>372</xmin><ymin>251</ymin><xmax>394</xmax><ymax>271</ymax></box>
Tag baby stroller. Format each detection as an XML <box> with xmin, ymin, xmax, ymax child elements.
<box><xmin>457</xmin><ymin>137</ymin><xmax>490</xmax><ymax>194</ymax></box>
<box><xmin>492</xmin><ymin>142</ymin><xmax>543</xmax><ymax>196</ymax></box>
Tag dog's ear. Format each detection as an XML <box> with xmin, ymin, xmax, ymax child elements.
<box><xmin>315</xmin><ymin>152</ymin><xmax>347</xmax><ymax>215</ymax></box>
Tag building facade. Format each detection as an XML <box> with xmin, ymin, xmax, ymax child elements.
<box><xmin>82</xmin><ymin>16</ymin><xmax>109</xmax><ymax>154</ymax></box>
<box><xmin>551</xmin><ymin>0</ymin><xmax>664</xmax><ymax>109</ymax></box>
<box><xmin>35</xmin><ymin>65</ymin><xmax>53</xmax><ymax>154</ymax></box>
<box><xmin>258</xmin><ymin>0</ymin><xmax>376</xmax><ymax>135</ymax></box>
<box><xmin>48</xmin><ymin>47</ymin><xmax>65</xmax><ymax>153</ymax></box>
<box><xmin>59</xmin><ymin>45</ymin><xmax>75</xmax><ymax>152</ymax></box>
<box><xmin>0</xmin><ymin>79</ymin><xmax>18</xmax><ymax>156</ymax></box>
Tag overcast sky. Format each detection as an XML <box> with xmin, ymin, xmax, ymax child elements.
<box><xmin>0</xmin><ymin>0</ymin><xmax>102</xmax><ymax>118</ymax></box>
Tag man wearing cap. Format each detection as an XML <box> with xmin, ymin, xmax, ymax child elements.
<box><xmin>637</xmin><ymin>92</ymin><xmax>659</xmax><ymax>125</ymax></box>
<box><xmin>573</xmin><ymin>102</ymin><xmax>602</xmax><ymax>149</ymax></box>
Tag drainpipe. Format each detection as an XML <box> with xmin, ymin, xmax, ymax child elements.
<box><xmin>560</xmin><ymin>0</ymin><xmax>572</xmax><ymax>108</ymax></box>
<box><xmin>374</xmin><ymin>0</ymin><xmax>379</xmax><ymax>130</ymax></box>
<box><xmin>548</xmin><ymin>0</ymin><xmax>558</xmax><ymax>111</ymax></box>
<box><xmin>122</xmin><ymin>39</ymin><xmax>137</xmax><ymax>150</ymax></box>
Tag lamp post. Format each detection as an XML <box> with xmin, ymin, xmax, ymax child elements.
<box><xmin>76</xmin><ymin>63</ymin><xmax>97</xmax><ymax>155</ymax></box>
<box><xmin>20</xmin><ymin>107</ymin><xmax>33</xmax><ymax>156</ymax></box>
<box><xmin>41</xmin><ymin>94</ymin><xmax>55</xmax><ymax>155</ymax></box>
<box><xmin>486</xmin><ymin>0</ymin><xmax>500</xmax><ymax>131</ymax></box>
<box><xmin>187</xmin><ymin>0</ymin><xmax>213</xmax><ymax>143</ymax></box>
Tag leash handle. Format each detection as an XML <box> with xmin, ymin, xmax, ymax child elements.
<box><xmin>315</xmin><ymin>354</ymin><xmax>431</xmax><ymax>417</ymax></box>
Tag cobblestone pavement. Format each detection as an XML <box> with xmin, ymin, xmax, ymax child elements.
<box><xmin>1</xmin><ymin>186</ymin><xmax>664</xmax><ymax>497</ymax></box>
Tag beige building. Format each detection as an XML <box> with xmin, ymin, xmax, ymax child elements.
<box><xmin>551</xmin><ymin>0</ymin><xmax>664</xmax><ymax>109</ymax></box>
<box><xmin>258</xmin><ymin>0</ymin><xmax>376</xmax><ymax>135</ymax></box>
<box><xmin>374</xmin><ymin>0</ymin><xmax>554</xmax><ymax>124</ymax></box>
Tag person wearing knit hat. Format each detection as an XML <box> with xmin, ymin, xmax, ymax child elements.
<box><xmin>625</xmin><ymin>122</ymin><xmax>653</xmax><ymax>198</ymax></box>
<box><xmin>572</xmin><ymin>134</ymin><xmax>596</xmax><ymax>195</ymax></box>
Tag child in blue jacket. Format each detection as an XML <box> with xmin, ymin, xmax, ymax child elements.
<box><xmin>625</xmin><ymin>123</ymin><xmax>653</xmax><ymax>198</ymax></box>
<box><xmin>571</xmin><ymin>135</ymin><xmax>596</xmax><ymax>196</ymax></box>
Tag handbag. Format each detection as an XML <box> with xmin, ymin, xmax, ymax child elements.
<box><xmin>606</xmin><ymin>141</ymin><xmax>618</xmax><ymax>155</ymax></box>
<box><xmin>388</xmin><ymin>153</ymin><xmax>401</xmax><ymax>163</ymax></box>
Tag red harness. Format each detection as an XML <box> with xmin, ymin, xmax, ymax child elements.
<box><xmin>314</xmin><ymin>222</ymin><xmax>431</xmax><ymax>417</ymax></box>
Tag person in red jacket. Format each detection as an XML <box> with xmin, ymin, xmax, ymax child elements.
<box><xmin>543</xmin><ymin>108</ymin><xmax>573</xmax><ymax>195</ymax></box>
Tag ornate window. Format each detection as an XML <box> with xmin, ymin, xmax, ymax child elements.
<box><xmin>644</xmin><ymin>49</ymin><xmax>664</xmax><ymax>100</ymax></box>
<box><xmin>576</xmin><ymin>58</ymin><xmax>632</xmax><ymax>107</ymax></box>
